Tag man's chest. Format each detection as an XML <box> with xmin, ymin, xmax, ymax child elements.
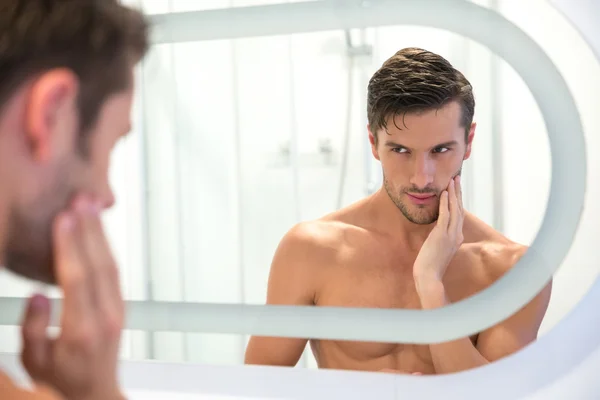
<box><xmin>315</xmin><ymin>249</ymin><xmax>482</xmax><ymax>309</ymax></box>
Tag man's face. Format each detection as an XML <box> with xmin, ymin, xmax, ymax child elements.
<box><xmin>369</xmin><ymin>101</ymin><xmax>475</xmax><ymax>225</ymax></box>
<box><xmin>2</xmin><ymin>69</ymin><xmax>134</xmax><ymax>284</ymax></box>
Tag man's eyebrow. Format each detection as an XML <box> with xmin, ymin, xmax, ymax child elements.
<box><xmin>384</xmin><ymin>141</ymin><xmax>407</xmax><ymax>148</ymax></box>
<box><xmin>383</xmin><ymin>140</ymin><xmax>459</xmax><ymax>149</ymax></box>
<box><xmin>434</xmin><ymin>140</ymin><xmax>459</xmax><ymax>148</ymax></box>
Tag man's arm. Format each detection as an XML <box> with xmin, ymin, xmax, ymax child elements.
<box><xmin>416</xmin><ymin>247</ymin><xmax>552</xmax><ymax>374</ymax></box>
<box><xmin>475</xmin><ymin>279</ymin><xmax>551</xmax><ymax>362</ymax></box>
<box><xmin>245</xmin><ymin>223</ymin><xmax>324</xmax><ymax>367</ymax></box>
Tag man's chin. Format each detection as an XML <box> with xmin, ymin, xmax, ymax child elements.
<box><xmin>404</xmin><ymin>210</ymin><xmax>439</xmax><ymax>225</ymax></box>
<box><xmin>4</xmin><ymin>260</ymin><xmax>57</xmax><ymax>285</ymax></box>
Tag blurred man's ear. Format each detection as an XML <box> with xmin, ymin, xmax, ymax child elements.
<box><xmin>26</xmin><ymin>69</ymin><xmax>79</xmax><ymax>163</ymax></box>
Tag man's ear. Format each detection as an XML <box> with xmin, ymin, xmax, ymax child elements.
<box><xmin>464</xmin><ymin>122</ymin><xmax>476</xmax><ymax>160</ymax></box>
<box><xmin>25</xmin><ymin>69</ymin><xmax>79</xmax><ymax>163</ymax></box>
<box><xmin>368</xmin><ymin>124</ymin><xmax>380</xmax><ymax>161</ymax></box>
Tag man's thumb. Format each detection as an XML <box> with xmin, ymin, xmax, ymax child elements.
<box><xmin>20</xmin><ymin>294</ymin><xmax>51</xmax><ymax>379</ymax></box>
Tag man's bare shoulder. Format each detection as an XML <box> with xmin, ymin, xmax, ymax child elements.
<box><xmin>457</xmin><ymin>238</ymin><xmax>553</xmax><ymax>318</ymax></box>
<box><xmin>462</xmin><ymin>213</ymin><xmax>529</xmax><ymax>279</ymax></box>
<box><xmin>266</xmin><ymin>218</ymin><xmax>361</xmax><ymax>306</ymax></box>
<box><xmin>278</xmin><ymin>218</ymin><xmax>353</xmax><ymax>258</ymax></box>
<box><xmin>477</xmin><ymin>239</ymin><xmax>552</xmax><ymax>296</ymax></box>
<box><xmin>274</xmin><ymin>203</ymin><xmax>374</xmax><ymax>270</ymax></box>
<box><xmin>477</xmin><ymin>240</ymin><xmax>528</xmax><ymax>278</ymax></box>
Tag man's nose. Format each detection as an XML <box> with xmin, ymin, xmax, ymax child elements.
<box><xmin>409</xmin><ymin>155</ymin><xmax>435</xmax><ymax>189</ymax></box>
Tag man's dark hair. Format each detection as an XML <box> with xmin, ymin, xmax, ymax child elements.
<box><xmin>0</xmin><ymin>0</ymin><xmax>149</xmax><ymax>143</ymax></box>
<box><xmin>367</xmin><ymin>47</ymin><xmax>475</xmax><ymax>142</ymax></box>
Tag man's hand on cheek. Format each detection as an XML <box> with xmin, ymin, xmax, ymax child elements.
<box><xmin>20</xmin><ymin>195</ymin><xmax>126</xmax><ymax>400</ymax></box>
<box><xmin>412</xmin><ymin>176</ymin><xmax>464</xmax><ymax>306</ymax></box>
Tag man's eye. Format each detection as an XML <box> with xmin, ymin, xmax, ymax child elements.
<box><xmin>433</xmin><ymin>147</ymin><xmax>449</xmax><ymax>153</ymax></box>
<box><xmin>392</xmin><ymin>147</ymin><xmax>408</xmax><ymax>153</ymax></box>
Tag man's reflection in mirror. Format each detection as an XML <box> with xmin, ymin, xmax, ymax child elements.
<box><xmin>245</xmin><ymin>47</ymin><xmax>552</xmax><ymax>375</ymax></box>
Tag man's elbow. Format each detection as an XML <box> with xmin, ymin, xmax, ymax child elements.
<box><xmin>244</xmin><ymin>338</ymin><xmax>266</xmax><ymax>365</ymax></box>
<box><xmin>244</xmin><ymin>337</ymin><xmax>303</xmax><ymax>367</ymax></box>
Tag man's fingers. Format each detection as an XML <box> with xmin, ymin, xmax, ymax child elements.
<box><xmin>454</xmin><ymin>176</ymin><xmax>465</xmax><ymax>241</ymax></box>
<box><xmin>21</xmin><ymin>294</ymin><xmax>51</xmax><ymax>381</ymax></box>
<box><xmin>448</xmin><ymin>179</ymin><xmax>460</xmax><ymax>233</ymax></box>
<box><xmin>53</xmin><ymin>210</ymin><xmax>94</xmax><ymax>330</ymax></box>
<box><xmin>455</xmin><ymin>175</ymin><xmax>464</xmax><ymax>213</ymax></box>
<box><xmin>78</xmin><ymin>203</ymin><xmax>123</xmax><ymax>336</ymax></box>
<box><xmin>438</xmin><ymin>190</ymin><xmax>450</xmax><ymax>229</ymax></box>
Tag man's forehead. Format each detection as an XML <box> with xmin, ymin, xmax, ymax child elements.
<box><xmin>383</xmin><ymin>104</ymin><xmax>464</xmax><ymax>140</ymax></box>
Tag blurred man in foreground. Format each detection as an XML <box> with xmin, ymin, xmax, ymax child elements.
<box><xmin>0</xmin><ymin>1</ymin><xmax>149</xmax><ymax>398</ymax></box>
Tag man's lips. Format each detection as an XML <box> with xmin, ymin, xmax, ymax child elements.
<box><xmin>407</xmin><ymin>193</ymin><xmax>435</xmax><ymax>199</ymax></box>
<box><xmin>406</xmin><ymin>193</ymin><xmax>436</xmax><ymax>204</ymax></box>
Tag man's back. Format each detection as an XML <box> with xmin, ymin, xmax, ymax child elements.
<box><xmin>245</xmin><ymin>192</ymin><xmax>536</xmax><ymax>374</ymax></box>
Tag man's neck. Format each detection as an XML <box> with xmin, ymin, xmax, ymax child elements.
<box><xmin>0</xmin><ymin>197</ymin><xmax>8</xmax><ymax>268</ymax></box>
<box><xmin>368</xmin><ymin>188</ymin><xmax>437</xmax><ymax>252</ymax></box>
<box><xmin>0</xmin><ymin>135</ymin><xmax>11</xmax><ymax>267</ymax></box>
<box><xmin>0</xmin><ymin>93</ymin><xmax>27</xmax><ymax>268</ymax></box>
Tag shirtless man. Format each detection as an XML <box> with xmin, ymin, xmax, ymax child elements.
<box><xmin>245</xmin><ymin>47</ymin><xmax>553</xmax><ymax>375</ymax></box>
<box><xmin>0</xmin><ymin>1</ymin><xmax>148</xmax><ymax>398</ymax></box>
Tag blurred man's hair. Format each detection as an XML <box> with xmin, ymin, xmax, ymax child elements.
<box><xmin>0</xmin><ymin>0</ymin><xmax>149</xmax><ymax>146</ymax></box>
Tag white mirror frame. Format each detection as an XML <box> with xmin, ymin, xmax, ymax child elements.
<box><xmin>122</xmin><ymin>0</ymin><xmax>589</xmax><ymax>343</ymax></box>
<box><xmin>0</xmin><ymin>0</ymin><xmax>585</xmax><ymax>344</ymax></box>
